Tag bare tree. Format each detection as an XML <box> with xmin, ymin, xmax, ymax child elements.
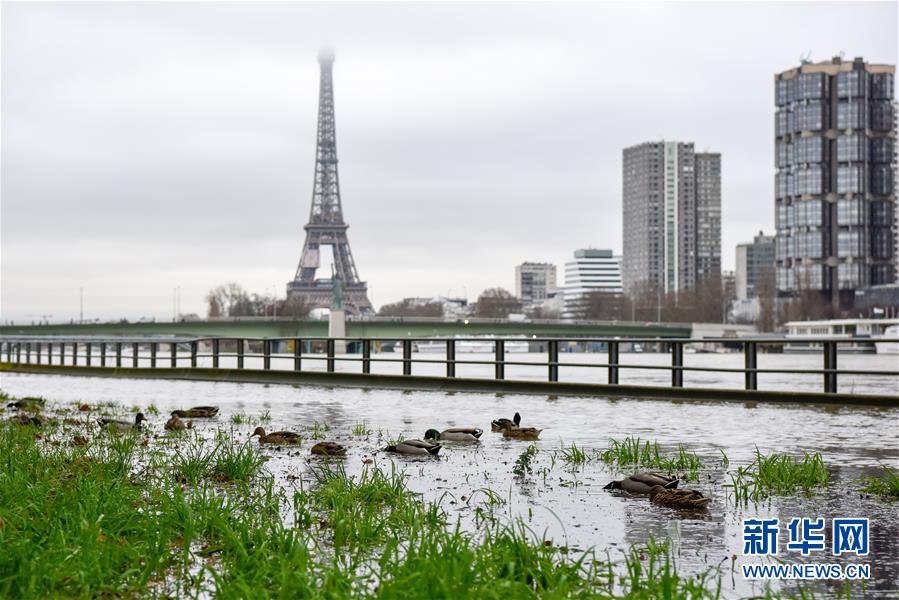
<box><xmin>570</xmin><ymin>290</ymin><xmax>625</xmax><ymax>321</ymax></box>
<box><xmin>206</xmin><ymin>293</ymin><xmax>222</xmax><ymax>318</ymax></box>
<box><xmin>378</xmin><ymin>299</ymin><xmax>443</xmax><ymax>317</ymax></box>
<box><xmin>280</xmin><ymin>295</ymin><xmax>312</xmax><ymax>318</ymax></box>
<box><xmin>472</xmin><ymin>288</ymin><xmax>522</xmax><ymax>318</ymax></box>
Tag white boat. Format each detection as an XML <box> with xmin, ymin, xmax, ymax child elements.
<box><xmin>874</xmin><ymin>324</ymin><xmax>899</xmax><ymax>355</ymax></box>
<box><xmin>784</xmin><ymin>318</ymin><xmax>899</xmax><ymax>353</ymax></box>
<box><xmin>415</xmin><ymin>336</ymin><xmax>530</xmax><ymax>354</ymax></box>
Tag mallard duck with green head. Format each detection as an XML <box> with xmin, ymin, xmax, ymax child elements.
<box><xmin>424</xmin><ymin>428</ymin><xmax>483</xmax><ymax>442</ymax></box>
<box><xmin>649</xmin><ymin>485</ymin><xmax>709</xmax><ymax>510</ymax></box>
<box><xmin>98</xmin><ymin>413</ymin><xmax>146</xmax><ymax>433</ymax></box>
<box><xmin>491</xmin><ymin>412</ymin><xmax>521</xmax><ymax>432</ymax></box>
<box><xmin>251</xmin><ymin>427</ymin><xmax>302</xmax><ymax>445</ymax></box>
<box><xmin>384</xmin><ymin>439</ymin><xmax>441</xmax><ymax>456</ymax></box>
<box><xmin>604</xmin><ymin>473</ymin><xmax>678</xmax><ymax>495</ymax></box>
<box><xmin>171</xmin><ymin>406</ymin><xmax>219</xmax><ymax>418</ymax></box>
<box><xmin>8</xmin><ymin>397</ymin><xmax>46</xmax><ymax>411</ymax></box>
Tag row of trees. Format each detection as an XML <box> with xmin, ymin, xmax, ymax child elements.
<box><xmin>206</xmin><ymin>283</ymin><xmax>311</xmax><ymax>318</ymax></box>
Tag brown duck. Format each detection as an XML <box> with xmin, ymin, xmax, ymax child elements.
<box><xmin>310</xmin><ymin>441</ymin><xmax>347</xmax><ymax>456</ymax></box>
<box><xmin>165</xmin><ymin>416</ymin><xmax>186</xmax><ymax>431</ymax></box>
<box><xmin>491</xmin><ymin>412</ymin><xmax>521</xmax><ymax>432</ymax></box>
<box><xmin>251</xmin><ymin>427</ymin><xmax>302</xmax><ymax>445</ymax></box>
<box><xmin>171</xmin><ymin>406</ymin><xmax>219</xmax><ymax>418</ymax></box>
<box><xmin>604</xmin><ymin>473</ymin><xmax>678</xmax><ymax>494</ymax></box>
<box><xmin>649</xmin><ymin>485</ymin><xmax>709</xmax><ymax>510</ymax></box>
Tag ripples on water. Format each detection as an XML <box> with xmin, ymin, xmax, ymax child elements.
<box><xmin>3</xmin><ymin>371</ymin><xmax>898</xmax><ymax>597</ymax></box>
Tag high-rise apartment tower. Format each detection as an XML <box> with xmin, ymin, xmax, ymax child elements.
<box><xmin>621</xmin><ymin>141</ymin><xmax>722</xmax><ymax>295</ymax></box>
<box><xmin>774</xmin><ymin>56</ymin><xmax>896</xmax><ymax>308</ymax></box>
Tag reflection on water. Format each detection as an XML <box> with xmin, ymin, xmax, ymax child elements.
<box><xmin>3</xmin><ymin>372</ymin><xmax>898</xmax><ymax>597</ymax></box>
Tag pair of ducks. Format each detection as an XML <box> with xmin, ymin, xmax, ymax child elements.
<box><xmin>604</xmin><ymin>472</ymin><xmax>708</xmax><ymax>510</ymax></box>
<box><xmin>491</xmin><ymin>412</ymin><xmax>542</xmax><ymax>441</ymax></box>
<box><xmin>382</xmin><ymin>427</ymin><xmax>483</xmax><ymax>456</ymax></box>
<box><xmin>249</xmin><ymin>427</ymin><xmax>346</xmax><ymax>457</ymax></box>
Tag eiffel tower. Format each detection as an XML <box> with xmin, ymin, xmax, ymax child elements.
<box><xmin>286</xmin><ymin>49</ymin><xmax>372</xmax><ymax>314</ymax></box>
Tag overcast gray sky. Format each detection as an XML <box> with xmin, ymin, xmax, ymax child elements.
<box><xmin>1</xmin><ymin>1</ymin><xmax>896</xmax><ymax>322</ymax></box>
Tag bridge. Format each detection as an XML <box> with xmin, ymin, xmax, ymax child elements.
<box><xmin>0</xmin><ymin>317</ymin><xmax>692</xmax><ymax>340</ymax></box>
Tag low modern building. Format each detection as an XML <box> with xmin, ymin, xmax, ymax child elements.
<box><xmin>562</xmin><ymin>249</ymin><xmax>622</xmax><ymax>317</ymax></box>
<box><xmin>736</xmin><ymin>231</ymin><xmax>776</xmax><ymax>301</ymax></box>
<box><xmin>514</xmin><ymin>263</ymin><xmax>557</xmax><ymax>307</ymax></box>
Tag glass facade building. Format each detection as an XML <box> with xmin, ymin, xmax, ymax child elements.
<box><xmin>774</xmin><ymin>57</ymin><xmax>896</xmax><ymax>307</ymax></box>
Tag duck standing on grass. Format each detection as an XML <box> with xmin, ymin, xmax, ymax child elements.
<box><xmin>7</xmin><ymin>397</ymin><xmax>46</xmax><ymax>411</ymax></box>
<box><xmin>649</xmin><ymin>485</ymin><xmax>709</xmax><ymax>510</ymax></box>
<box><xmin>604</xmin><ymin>473</ymin><xmax>679</xmax><ymax>494</ymax></box>
<box><xmin>310</xmin><ymin>441</ymin><xmax>347</xmax><ymax>457</ymax></box>
<box><xmin>98</xmin><ymin>413</ymin><xmax>146</xmax><ymax>433</ymax></box>
<box><xmin>384</xmin><ymin>439</ymin><xmax>441</xmax><ymax>456</ymax></box>
<box><xmin>171</xmin><ymin>406</ymin><xmax>219</xmax><ymax>418</ymax></box>
<box><xmin>424</xmin><ymin>428</ymin><xmax>483</xmax><ymax>442</ymax></box>
<box><xmin>251</xmin><ymin>427</ymin><xmax>302</xmax><ymax>445</ymax></box>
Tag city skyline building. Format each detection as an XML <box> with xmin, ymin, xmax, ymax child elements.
<box><xmin>621</xmin><ymin>141</ymin><xmax>722</xmax><ymax>296</ymax></box>
<box><xmin>774</xmin><ymin>56</ymin><xmax>896</xmax><ymax>309</ymax></box>
<box><xmin>736</xmin><ymin>230</ymin><xmax>776</xmax><ymax>301</ymax></box>
<box><xmin>562</xmin><ymin>248</ymin><xmax>622</xmax><ymax>318</ymax></box>
<box><xmin>514</xmin><ymin>262</ymin><xmax>557</xmax><ymax>307</ymax></box>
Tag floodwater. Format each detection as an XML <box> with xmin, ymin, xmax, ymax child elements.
<box><xmin>2</xmin><ymin>370</ymin><xmax>898</xmax><ymax>598</ymax></box>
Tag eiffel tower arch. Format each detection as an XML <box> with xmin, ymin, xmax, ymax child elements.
<box><xmin>287</xmin><ymin>49</ymin><xmax>373</xmax><ymax>314</ymax></box>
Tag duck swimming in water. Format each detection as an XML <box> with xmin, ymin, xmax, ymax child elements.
<box><xmin>604</xmin><ymin>473</ymin><xmax>679</xmax><ymax>494</ymax></box>
<box><xmin>98</xmin><ymin>413</ymin><xmax>146</xmax><ymax>433</ymax></box>
<box><xmin>491</xmin><ymin>412</ymin><xmax>521</xmax><ymax>432</ymax></box>
<box><xmin>384</xmin><ymin>439</ymin><xmax>441</xmax><ymax>456</ymax></box>
<box><xmin>251</xmin><ymin>427</ymin><xmax>302</xmax><ymax>445</ymax></box>
<box><xmin>171</xmin><ymin>406</ymin><xmax>219</xmax><ymax>418</ymax></box>
<box><xmin>649</xmin><ymin>485</ymin><xmax>709</xmax><ymax>510</ymax></box>
<box><xmin>424</xmin><ymin>428</ymin><xmax>483</xmax><ymax>442</ymax></box>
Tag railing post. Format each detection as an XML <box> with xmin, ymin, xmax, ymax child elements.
<box><xmin>236</xmin><ymin>339</ymin><xmax>244</xmax><ymax>369</ymax></box>
<box><xmin>293</xmin><ymin>338</ymin><xmax>301</xmax><ymax>371</ymax></box>
<box><xmin>72</xmin><ymin>342</ymin><xmax>78</xmax><ymax>366</ymax></box>
<box><xmin>36</xmin><ymin>342</ymin><xmax>42</xmax><ymax>365</ymax></box>
<box><xmin>132</xmin><ymin>343</ymin><xmax>139</xmax><ymax>368</ymax></box>
<box><xmin>608</xmin><ymin>340</ymin><xmax>619</xmax><ymax>384</ymax></box>
<box><xmin>548</xmin><ymin>340</ymin><xmax>559</xmax><ymax>382</ymax></box>
<box><xmin>402</xmin><ymin>339</ymin><xmax>412</xmax><ymax>375</ymax></box>
<box><xmin>446</xmin><ymin>339</ymin><xmax>456</xmax><ymax>378</ymax></box>
<box><xmin>150</xmin><ymin>343</ymin><xmax>156</xmax><ymax>368</ymax></box>
<box><xmin>60</xmin><ymin>341</ymin><xmax>65</xmax><ymax>366</ymax></box>
<box><xmin>744</xmin><ymin>342</ymin><xmax>758</xmax><ymax>390</ymax></box>
<box><xmin>115</xmin><ymin>342</ymin><xmax>122</xmax><ymax>368</ymax></box>
<box><xmin>212</xmin><ymin>339</ymin><xmax>220</xmax><ymax>368</ymax></box>
<box><xmin>495</xmin><ymin>340</ymin><xmax>505</xmax><ymax>380</ymax></box>
<box><xmin>191</xmin><ymin>341</ymin><xmax>198</xmax><ymax>368</ymax></box>
<box><xmin>824</xmin><ymin>341</ymin><xmax>838</xmax><ymax>394</ymax></box>
<box><xmin>362</xmin><ymin>339</ymin><xmax>371</xmax><ymax>374</ymax></box>
<box><xmin>170</xmin><ymin>342</ymin><xmax>177</xmax><ymax>368</ymax></box>
<box><xmin>263</xmin><ymin>340</ymin><xmax>271</xmax><ymax>370</ymax></box>
<box><xmin>671</xmin><ymin>341</ymin><xmax>683</xmax><ymax>387</ymax></box>
<box><xmin>25</xmin><ymin>342</ymin><xmax>31</xmax><ymax>364</ymax></box>
<box><xmin>327</xmin><ymin>339</ymin><xmax>336</xmax><ymax>372</ymax></box>
<box><xmin>100</xmin><ymin>343</ymin><xmax>107</xmax><ymax>367</ymax></box>
<box><xmin>86</xmin><ymin>343</ymin><xmax>92</xmax><ymax>366</ymax></box>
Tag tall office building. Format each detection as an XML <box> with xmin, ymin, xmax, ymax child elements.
<box><xmin>622</xmin><ymin>141</ymin><xmax>722</xmax><ymax>295</ymax></box>
<box><xmin>774</xmin><ymin>56</ymin><xmax>896</xmax><ymax>308</ymax></box>
<box><xmin>562</xmin><ymin>249</ymin><xmax>622</xmax><ymax>317</ymax></box>
<box><xmin>514</xmin><ymin>262</ymin><xmax>557</xmax><ymax>307</ymax></box>
<box><xmin>736</xmin><ymin>231</ymin><xmax>776</xmax><ymax>301</ymax></box>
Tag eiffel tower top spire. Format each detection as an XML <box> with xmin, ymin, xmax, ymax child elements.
<box><xmin>287</xmin><ymin>49</ymin><xmax>372</xmax><ymax>314</ymax></box>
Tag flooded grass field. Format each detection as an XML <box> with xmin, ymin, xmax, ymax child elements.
<box><xmin>2</xmin><ymin>372</ymin><xmax>898</xmax><ymax>598</ymax></box>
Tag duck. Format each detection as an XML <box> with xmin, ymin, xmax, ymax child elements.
<box><xmin>251</xmin><ymin>427</ymin><xmax>302</xmax><ymax>445</ymax></box>
<box><xmin>384</xmin><ymin>439</ymin><xmax>441</xmax><ymax>456</ymax></box>
<box><xmin>170</xmin><ymin>406</ymin><xmax>219</xmax><ymax>418</ymax></box>
<box><xmin>604</xmin><ymin>473</ymin><xmax>679</xmax><ymax>494</ymax></box>
<box><xmin>98</xmin><ymin>413</ymin><xmax>146</xmax><ymax>433</ymax></box>
<box><xmin>424</xmin><ymin>428</ymin><xmax>483</xmax><ymax>442</ymax></box>
<box><xmin>165</xmin><ymin>415</ymin><xmax>186</xmax><ymax>431</ymax></box>
<box><xmin>7</xmin><ymin>397</ymin><xmax>46</xmax><ymax>411</ymax></box>
<box><xmin>498</xmin><ymin>420</ymin><xmax>542</xmax><ymax>441</ymax></box>
<box><xmin>491</xmin><ymin>412</ymin><xmax>521</xmax><ymax>432</ymax></box>
<box><xmin>10</xmin><ymin>413</ymin><xmax>43</xmax><ymax>426</ymax></box>
<box><xmin>310</xmin><ymin>441</ymin><xmax>347</xmax><ymax>456</ymax></box>
<box><xmin>649</xmin><ymin>485</ymin><xmax>709</xmax><ymax>510</ymax></box>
